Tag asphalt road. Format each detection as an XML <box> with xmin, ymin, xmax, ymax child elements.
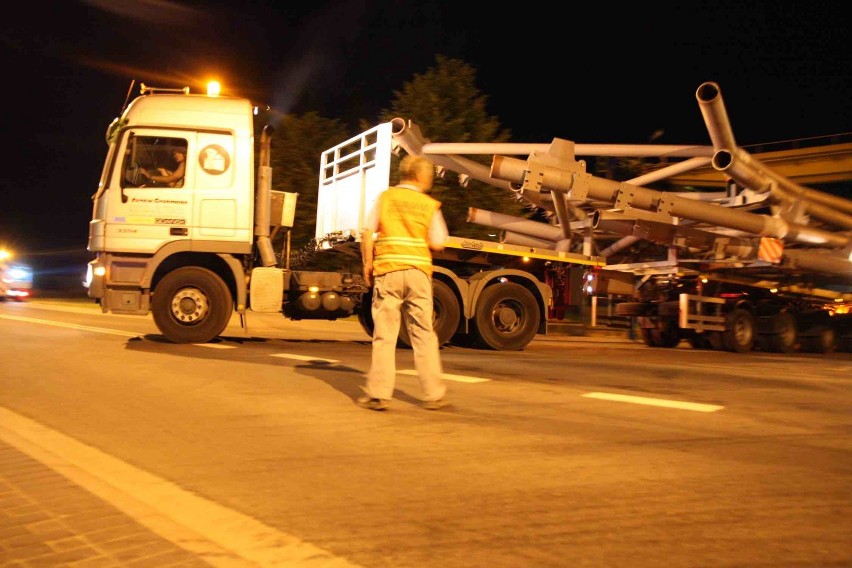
<box><xmin>1</xmin><ymin>299</ymin><xmax>850</xmax><ymax>567</ymax></box>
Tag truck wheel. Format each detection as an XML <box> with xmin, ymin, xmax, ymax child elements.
<box><xmin>761</xmin><ymin>312</ymin><xmax>797</xmax><ymax>353</ymax></box>
<box><xmin>651</xmin><ymin>319</ymin><xmax>680</xmax><ymax>348</ymax></box>
<box><xmin>356</xmin><ymin>294</ymin><xmax>374</xmax><ymax>338</ymax></box>
<box><xmin>152</xmin><ymin>267</ymin><xmax>232</xmax><ymax>344</ymax></box>
<box><xmin>687</xmin><ymin>332</ymin><xmax>711</xmax><ymax>349</ymax></box>
<box><xmin>722</xmin><ymin>308</ymin><xmax>756</xmax><ymax>353</ymax></box>
<box><xmin>799</xmin><ymin>326</ymin><xmax>837</xmax><ymax>354</ymax></box>
<box><xmin>398</xmin><ymin>280</ymin><xmax>460</xmax><ymax>348</ymax></box>
<box><xmin>640</xmin><ymin>328</ymin><xmax>658</xmax><ymax>347</ymax></box>
<box><xmin>706</xmin><ymin>331</ymin><xmax>725</xmax><ymax>350</ymax></box>
<box><xmin>472</xmin><ymin>282</ymin><xmax>540</xmax><ymax>350</ymax></box>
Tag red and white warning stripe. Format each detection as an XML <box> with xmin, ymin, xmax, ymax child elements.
<box><xmin>758</xmin><ymin>237</ymin><xmax>783</xmax><ymax>263</ymax></box>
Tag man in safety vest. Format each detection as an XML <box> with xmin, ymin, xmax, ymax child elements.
<box><xmin>358</xmin><ymin>155</ymin><xmax>449</xmax><ymax>411</ymax></box>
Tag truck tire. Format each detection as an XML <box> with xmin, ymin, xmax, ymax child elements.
<box><xmin>152</xmin><ymin>267</ymin><xmax>233</xmax><ymax>344</ymax></box>
<box><xmin>722</xmin><ymin>308</ymin><xmax>756</xmax><ymax>353</ymax></box>
<box><xmin>797</xmin><ymin>311</ymin><xmax>838</xmax><ymax>354</ymax></box>
<box><xmin>472</xmin><ymin>282</ymin><xmax>540</xmax><ymax>350</ymax></box>
<box><xmin>356</xmin><ymin>294</ymin><xmax>374</xmax><ymax>339</ymax></box>
<box><xmin>687</xmin><ymin>332</ymin><xmax>712</xmax><ymax>349</ymax></box>
<box><xmin>703</xmin><ymin>331</ymin><xmax>724</xmax><ymax>350</ymax></box>
<box><xmin>651</xmin><ymin>319</ymin><xmax>680</xmax><ymax>348</ymax></box>
<box><xmin>759</xmin><ymin>311</ymin><xmax>797</xmax><ymax>353</ymax></box>
<box><xmin>799</xmin><ymin>326</ymin><xmax>837</xmax><ymax>354</ymax></box>
<box><xmin>640</xmin><ymin>328</ymin><xmax>657</xmax><ymax>347</ymax></box>
<box><xmin>398</xmin><ymin>280</ymin><xmax>460</xmax><ymax>348</ymax></box>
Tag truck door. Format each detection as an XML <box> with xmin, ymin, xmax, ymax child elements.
<box><xmin>101</xmin><ymin>129</ymin><xmax>249</xmax><ymax>253</ymax></box>
<box><xmin>191</xmin><ymin>130</ymin><xmax>250</xmax><ymax>244</ymax></box>
<box><xmin>97</xmin><ymin>130</ymin><xmax>192</xmax><ymax>253</ymax></box>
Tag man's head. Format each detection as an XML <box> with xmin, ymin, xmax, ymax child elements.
<box><xmin>398</xmin><ymin>155</ymin><xmax>434</xmax><ymax>192</ymax></box>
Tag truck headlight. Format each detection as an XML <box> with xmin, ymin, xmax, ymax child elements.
<box><xmin>84</xmin><ymin>261</ymin><xmax>106</xmax><ymax>290</ymax></box>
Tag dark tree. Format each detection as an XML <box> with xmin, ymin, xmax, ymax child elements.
<box><xmin>262</xmin><ymin>55</ymin><xmax>535</xmax><ymax>270</ymax></box>
<box><xmin>378</xmin><ymin>55</ymin><xmax>531</xmax><ymax>238</ymax></box>
<box><xmin>261</xmin><ymin>111</ymin><xmax>350</xmax><ymax>268</ymax></box>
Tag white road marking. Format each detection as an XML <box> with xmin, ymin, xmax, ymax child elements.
<box><xmin>4</xmin><ymin>308</ymin><xmax>729</xmax><ymax>417</ymax></box>
<box><xmin>0</xmin><ymin>314</ymin><xmax>489</xmax><ymax>383</ymax></box>
<box><xmin>0</xmin><ymin>314</ymin><xmax>140</xmax><ymax>337</ymax></box>
<box><xmin>271</xmin><ymin>353</ymin><xmax>340</xmax><ymax>363</ymax></box>
<box><xmin>398</xmin><ymin>369</ymin><xmax>491</xmax><ymax>383</ymax></box>
<box><xmin>582</xmin><ymin>391</ymin><xmax>724</xmax><ymax>412</ymax></box>
<box><xmin>1</xmin><ymin>314</ymin><xmax>237</xmax><ymax>348</ymax></box>
<box><xmin>0</xmin><ymin>407</ymin><xmax>361</xmax><ymax>568</ymax></box>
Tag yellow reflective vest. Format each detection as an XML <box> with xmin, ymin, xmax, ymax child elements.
<box><xmin>373</xmin><ymin>186</ymin><xmax>441</xmax><ymax>278</ymax></box>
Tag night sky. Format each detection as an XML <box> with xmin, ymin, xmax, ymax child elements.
<box><xmin>1</xmin><ymin>0</ymin><xmax>849</xmax><ymax>261</ymax></box>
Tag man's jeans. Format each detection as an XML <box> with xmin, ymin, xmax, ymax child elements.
<box><xmin>365</xmin><ymin>269</ymin><xmax>446</xmax><ymax>402</ymax></box>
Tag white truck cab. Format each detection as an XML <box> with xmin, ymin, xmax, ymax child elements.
<box><xmin>89</xmin><ymin>91</ymin><xmax>255</xmax><ymax>256</ymax></box>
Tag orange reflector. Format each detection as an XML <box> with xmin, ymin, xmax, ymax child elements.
<box><xmin>758</xmin><ymin>237</ymin><xmax>783</xmax><ymax>263</ymax></box>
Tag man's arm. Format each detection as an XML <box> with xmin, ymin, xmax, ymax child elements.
<box><xmin>361</xmin><ymin>197</ymin><xmax>380</xmax><ymax>286</ymax></box>
<box><xmin>360</xmin><ymin>229</ymin><xmax>375</xmax><ymax>287</ymax></box>
<box><xmin>428</xmin><ymin>209</ymin><xmax>449</xmax><ymax>252</ymax></box>
<box><xmin>152</xmin><ymin>161</ymin><xmax>185</xmax><ymax>184</ymax></box>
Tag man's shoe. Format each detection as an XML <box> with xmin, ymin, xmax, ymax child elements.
<box><xmin>357</xmin><ymin>396</ymin><xmax>390</xmax><ymax>411</ymax></box>
<box><xmin>422</xmin><ymin>398</ymin><xmax>446</xmax><ymax>410</ymax></box>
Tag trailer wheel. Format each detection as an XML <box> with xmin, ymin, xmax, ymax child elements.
<box><xmin>472</xmin><ymin>282</ymin><xmax>540</xmax><ymax>350</ymax></box>
<box><xmin>722</xmin><ymin>308</ymin><xmax>756</xmax><ymax>353</ymax></box>
<box><xmin>799</xmin><ymin>326</ymin><xmax>837</xmax><ymax>354</ymax></box>
<box><xmin>398</xmin><ymin>280</ymin><xmax>460</xmax><ymax>348</ymax></box>
<box><xmin>687</xmin><ymin>332</ymin><xmax>712</xmax><ymax>349</ymax></box>
<box><xmin>706</xmin><ymin>331</ymin><xmax>725</xmax><ymax>350</ymax></box>
<box><xmin>356</xmin><ymin>293</ymin><xmax>374</xmax><ymax>339</ymax></box>
<box><xmin>152</xmin><ymin>267</ymin><xmax>232</xmax><ymax>344</ymax></box>
<box><xmin>760</xmin><ymin>311</ymin><xmax>797</xmax><ymax>353</ymax></box>
<box><xmin>651</xmin><ymin>319</ymin><xmax>680</xmax><ymax>348</ymax></box>
<box><xmin>640</xmin><ymin>328</ymin><xmax>657</xmax><ymax>347</ymax></box>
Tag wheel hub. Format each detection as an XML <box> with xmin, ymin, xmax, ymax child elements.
<box><xmin>170</xmin><ymin>288</ymin><xmax>208</xmax><ymax>323</ymax></box>
<box><xmin>494</xmin><ymin>306</ymin><xmax>518</xmax><ymax>330</ymax></box>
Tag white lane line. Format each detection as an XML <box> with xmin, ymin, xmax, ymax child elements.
<box><xmin>398</xmin><ymin>369</ymin><xmax>490</xmax><ymax>383</ymax></box>
<box><xmin>271</xmin><ymin>353</ymin><xmax>340</xmax><ymax>363</ymax></box>
<box><xmin>0</xmin><ymin>314</ymin><xmax>140</xmax><ymax>337</ymax></box>
<box><xmin>582</xmin><ymin>392</ymin><xmax>724</xmax><ymax>413</ymax></box>
<box><xmin>0</xmin><ymin>407</ymin><xmax>361</xmax><ymax>568</ymax></box>
<box><xmin>267</xmin><ymin>361</ymin><xmax>490</xmax><ymax>383</ymax></box>
<box><xmin>2</xmin><ymin>313</ymin><xmax>488</xmax><ymax>384</ymax></box>
<box><xmin>1</xmin><ymin>313</ymin><xmax>235</xmax><ymax>348</ymax></box>
<box><xmin>270</xmin><ymin>357</ymin><xmax>491</xmax><ymax>383</ymax></box>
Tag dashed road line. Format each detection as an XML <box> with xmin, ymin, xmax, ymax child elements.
<box><xmin>1</xmin><ymin>314</ymin><xmax>492</xmax><ymax>384</ymax></box>
<box><xmin>269</xmin><ymin>356</ymin><xmax>490</xmax><ymax>383</ymax></box>
<box><xmin>582</xmin><ymin>391</ymin><xmax>724</xmax><ymax>412</ymax></box>
<box><xmin>0</xmin><ymin>314</ymin><xmax>140</xmax><ymax>337</ymax></box>
<box><xmin>398</xmin><ymin>369</ymin><xmax>490</xmax><ymax>383</ymax></box>
<box><xmin>4</xmin><ymin>313</ymin><xmax>726</xmax><ymax>406</ymax></box>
